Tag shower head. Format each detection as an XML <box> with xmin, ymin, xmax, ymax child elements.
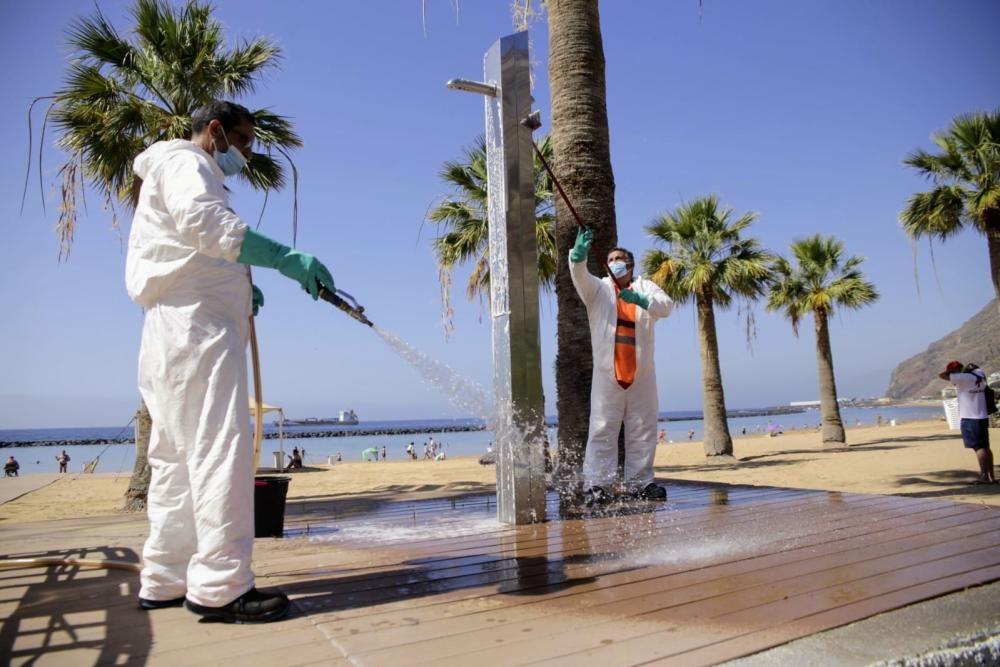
<box><xmin>446</xmin><ymin>78</ymin><xmax>497</xmax><ymax>97</ymax></box>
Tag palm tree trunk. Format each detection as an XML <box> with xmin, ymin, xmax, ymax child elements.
<box><xmin>123</xmin><ymin>399</ymin><xmax>151</xmax><ymax>512</ymax></box>
<box><xmin>547</xmin><ymin>0</ymin><xmax>617</xmax><ymax>486</ymax></box>
<box><xmin>986</xmin><ymin>210</ymin><xmax>1000</xmax><ymax>319</ymax></box>
<box><xmin>814</xmin><ymin>310</ymin><xmax>846</xmax><ymax>444</ymax></box>
<box><xmin>696</xmin><ymin>289</ymin><xmax>733</xmax><ymax>456</ymax></box>
<box><xmin>122</xmin><ymin>177</ymin><xmax>151</xmax><ymax>513</ymax></box>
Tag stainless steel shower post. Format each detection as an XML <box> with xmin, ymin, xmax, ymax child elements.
<box><xmin>447</xmin><ymin>31</ymin><xmax>546</xmax><ymax>524</ymax></box>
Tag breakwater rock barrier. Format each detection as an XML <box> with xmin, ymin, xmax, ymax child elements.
<box><xmin>0</xmin><ymin>423</ymin><xmax>489</xmax><ymax>448</ymax></box>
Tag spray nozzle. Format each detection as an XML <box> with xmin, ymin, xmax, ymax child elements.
<box><xmin>318</xmin><ymin>286</ymin><xmax>374</xmax><ymax>327</ymax></box>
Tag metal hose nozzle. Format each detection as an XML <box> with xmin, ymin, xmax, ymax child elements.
<box><xmin>318</xmin><ymin>286</ymin><xmax>374</xmax><ymax>327</ymax></box>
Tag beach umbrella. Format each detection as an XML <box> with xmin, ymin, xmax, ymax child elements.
<box><xmin>361</xmin><ymin>447</ymin><xmax>377</xmax><ymax>461</ymax></box>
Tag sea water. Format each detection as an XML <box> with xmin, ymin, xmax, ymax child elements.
<box><xmin>0</xmin><ymin>404</ymin><xmax>946</xmax><ymax>476</ymax></box>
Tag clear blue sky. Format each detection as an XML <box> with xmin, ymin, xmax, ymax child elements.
<box><xmin>1</xmin><ymin>0</ymin><xmax>997</xmax><ymax>428</ymax></box>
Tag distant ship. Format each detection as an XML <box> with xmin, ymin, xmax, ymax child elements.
<box><xmin>285</xmin><ymin>409</ymin><xmax>359</xmax><ymax>426</ymax></box>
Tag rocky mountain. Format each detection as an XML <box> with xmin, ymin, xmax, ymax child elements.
<box><xmin>885</xmin><ymin>300</ymin><xmax>1000</xmax><ymax>399</ymax></box>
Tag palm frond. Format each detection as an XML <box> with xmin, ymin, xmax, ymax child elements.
<box><xmin>644</xmin><ymin>195</ymin><xmax>772</xmax><ymax>309</ymax></box>
<box><xmin>426</xmin><ymin>132</ymin><xmax>556</xmax><ymax>333</ymax></box>
<box><xmin>37</xmin><ymin>0</ymin><xmax>299</xmax><ymax>257</ymax></box>
<box><xmin>902</xmin><ymin>108</ymin><xmax>1000</xmax><ymax>242</ymax></box>
<box><xmin>767</xmin><ymin>234</ymin><xmax>878</xmax><ymax>330</ymax></box>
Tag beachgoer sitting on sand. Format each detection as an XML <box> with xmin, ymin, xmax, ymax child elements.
<box><xmin>285</xmin><ymin>447</ymin><xmax>303</xmax><ymax>470</ymax></box>
<box><xmin>4</xmin><ymin>456</ymin><xmax>19</xmax><ymax>477</ymax></box>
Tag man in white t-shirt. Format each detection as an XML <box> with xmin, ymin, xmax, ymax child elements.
<box><xmin>939</xmin><ymin>360</ymin><xmax>994</xmax><ymax>484</ymax></box>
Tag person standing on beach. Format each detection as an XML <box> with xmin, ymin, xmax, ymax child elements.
<box><xmin>939</xmin><ymin>361</ymin><xmax>995</xmax><ymax>484</ymax></box>
<box><xmin>126</xmin><ymin>100</ymin><xmax>336</xmax><ymax>623</ymax></box>
<box><xmin>569</xmin><ymin>228</ymin><xmax>674</xmax><ymax>505</ymax></box>
<box><xmin>56</xmin><ymin>450</ymin><xmax>71</xmax><ymax>473</ymax></box>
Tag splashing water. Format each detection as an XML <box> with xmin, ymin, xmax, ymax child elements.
<box><xmin>373</xmin><ymin>326</ymin><xmax>494</xmax><ymax>423</ymax></box>
<box><xmin>304</xmin><ymin>517</ymin><xmax>507</xmax><ymax>546</ymax></box>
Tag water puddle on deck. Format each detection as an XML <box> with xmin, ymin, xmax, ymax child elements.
<box><xmin>299</xmin><ymin>516</ymin><xmax>508</xmax><ymax>546</ymax></box>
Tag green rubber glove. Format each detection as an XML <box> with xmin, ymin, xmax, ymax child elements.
<box><xmin>570</xmin><ymin>227</ymin><xmax>592</xmax><ymax>263</ymax></box>
<box><xmin>251</xmin><ymin>284</ymin><xmax>264</xmax><ymax>316</ymax></box>
<box><xmin>618</xmin><ymin>288</ymin><xmax>650</xmax><ymax>310</ymax></box>
<box><xmin>237</xmin><ymin>228</ymin><xmax>335</xmax><ymax>300</ymax></box>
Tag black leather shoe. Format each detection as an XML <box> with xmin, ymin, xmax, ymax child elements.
<box><xmin>638</xmin><ymin>483</ymin><xmax>667</xmax><ymax>501</ymax></box>
<box><xmin>138</xmin><ymin>596</ymin><xmax>186</xmax><ymax>611</ymax></box>
<box><xmin>185</xmin><ymin>587</ymin><xmax>290</xmax><ymax>624</ymax></box>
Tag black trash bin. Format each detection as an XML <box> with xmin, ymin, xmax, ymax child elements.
<box><xmin>253</xmin><ymin>476</ymin><xmax>290</xmax><ymax>538</ymax></box>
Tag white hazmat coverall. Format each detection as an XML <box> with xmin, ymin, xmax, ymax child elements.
<box><xmin>126</xmin><ymin>139</ymin><xmax>254</xmax><ymax>607</ymax></box>
<box><xmin>569</xmin><ymin>258</ymin><xmax>673</xmax><ymax>491</ymax></box>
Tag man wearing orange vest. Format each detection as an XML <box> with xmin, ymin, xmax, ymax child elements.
<box><xmin>570</xmin><ymin>227</ymin><xmax>674</xmax><ymax>505</ymax></box>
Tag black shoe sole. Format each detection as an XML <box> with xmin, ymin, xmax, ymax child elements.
<box><xmin>138</xmin><ymin>596</ymin><xmax>186</xmax><ymax>611</ymax></box>
<box><xmin>184</xmin><ymin>599</ymin><xmax>291</xmax><ymax>624</ymax></box>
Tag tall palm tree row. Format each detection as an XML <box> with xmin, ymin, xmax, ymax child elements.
<box><xmin>767</xmin><ymin>235</ymin><xmax>879</xmax><ymax>444</ymax></box>
<box><xmin>426</xmin><ymin>135</ymin><xmax>556</xmax><ymax>335</ymax></box>
<box><xmin>901</xmin><ymin>109</ymin><xmax>1000</xmax><ymax>317</ymax></box>
<box><xmin>643</xmin><ymin>195</ymin><xmax>775</xmax><ymax>457</ymax></box>
<box><xmin>546</xmin><ymin>0</ymin><xmax>619</xmax><ymax>482</ymax></box>
<box><xmin>46</xmin><ymin>0</ymin><xmax>301</xmax><ymax>509</ymax></box>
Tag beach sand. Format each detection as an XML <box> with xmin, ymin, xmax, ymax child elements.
<box><xmin>1</xmin><ymin>419</ymin><xmax>996</xmax><ymax>524</ymax></box>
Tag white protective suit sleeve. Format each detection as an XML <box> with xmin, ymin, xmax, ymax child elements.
<box><xmin>569</xmin><ymin>254</ymin><xmax>605</xmax><ymax>305</ymax></box>
<box><xmin>638</xmin><ymin>279</ymin><xmax>673</xmax><ymax>320</ymax></box>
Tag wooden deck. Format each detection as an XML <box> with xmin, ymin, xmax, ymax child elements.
<box><xmin>1</xmin><ymin>480</ymin><xmax>998</xmax><ymax>666</ymax></box>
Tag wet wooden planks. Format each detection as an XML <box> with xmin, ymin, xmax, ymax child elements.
<box><xmin>256</xmin><ymin>483</ymin><xmax>1000</xmax><ymax>666</ymax></box>
<box><xmin>1</xmin><ymin>482</ymin><xmax>997</xmax><ymax>666</ymax></box>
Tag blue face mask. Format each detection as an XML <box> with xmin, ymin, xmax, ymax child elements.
<box><xmin>213</xmin><ymin>131</ymin><xmax>248</xmax><ymax>176</ymax></box>
<box><xmin>609</xmin><ymin>260</ymin><xmax>630</xmax><ymax>278</ymax></box>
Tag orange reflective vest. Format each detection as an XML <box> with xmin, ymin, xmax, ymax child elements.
<box><xmin>614</xmin><ymin>290</ymin><xmax>637</xmax><ymax>389</ymax></box>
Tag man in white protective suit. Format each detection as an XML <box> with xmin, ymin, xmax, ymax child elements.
<box><xmin>126</xmin><ymin>100</ymin><xmax>335</xmax><ymax>623</ymax></box>
<box><xmin>569</xmin><ymin>227</ymin><xmax>674</xmax><ymax>506</ymax></box>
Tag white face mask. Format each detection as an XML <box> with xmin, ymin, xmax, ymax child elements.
<box><xmin>608</xmin><ymin>260</ymin><xmax>629</xmax><ymax>278</ymax></box>
<box><xmin>213</xmin><ymin>131</ymin><xmax>248</xmax><ymax>176</ymax></box>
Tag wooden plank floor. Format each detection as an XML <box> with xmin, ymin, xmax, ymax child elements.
<box><xmin>1</xmin><ymin>481</ymin><xmax>997</xmax><ymax>666</ymax></box>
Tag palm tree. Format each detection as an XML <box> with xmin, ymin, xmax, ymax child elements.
<box><xmin>546</xmin><ymin>0</ymin><xmax>619</xmax><ymax>483</ymax></box>
<box><xmin>643</xmin><ymin>195</ymin><xmax>775</xmax><ymax>457</ymax></box>
<box><xmin>766</xmin><ymin>235</ymin><xmax>879</xmax><ymax>444</ymax></box>
<box><xmin>41</xmin><ymin>0</ymin><xmax>301</xmax><ymax>510</ymax></box>
<box><xmin>426</xmin><ymin>135</ymin><xmax>556</xmax><ymax>334</ymax></box>
<box><xmin>901</xmin><ymin>109</ymin><xmax>1000</xmax><ymax>317</ymax></box>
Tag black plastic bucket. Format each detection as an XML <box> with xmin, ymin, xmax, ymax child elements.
<box><xmin>253</xmin><ymin>476</ymin><xmax>290</xmax><ymax>538</ymax></box>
